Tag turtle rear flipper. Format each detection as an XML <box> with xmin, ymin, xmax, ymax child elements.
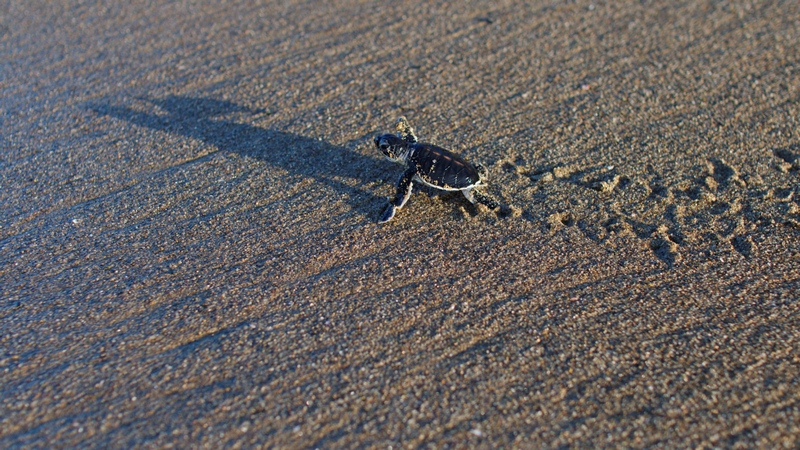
<box><xmin>464</xmin><ymin>190</ymin><xmax>500</xmax><ymax>209</ymax></box>
<box><xmin>475</xmin><ymin>163</ymin><xmax>489</xmax><ymax>180</ymax></box>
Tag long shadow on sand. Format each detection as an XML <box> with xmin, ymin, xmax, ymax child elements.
<box><xmin>89</xmin><ymin>95</ymin><xmax>384</xmax><ymax>220</ymax></box>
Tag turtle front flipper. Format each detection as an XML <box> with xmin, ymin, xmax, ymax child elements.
<box><xmin>379</xmin><ymin>204</ymin><xmax>398</xmax><ymax>223</ymax></box>
<box><xmin>378</xmin><ymin>167</ymin><xmax>416</xmax><ymax>223</ymax></box>
<box><xmin>395</xmin><ymin>116</ymin><xmax>418</xmax><ymax>143</ymax></box>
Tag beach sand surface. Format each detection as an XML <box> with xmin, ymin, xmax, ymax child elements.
<box><xmin>1</xmin><ymin>0</ymin><xmax>799</xmax><ymax>447</ymax></box>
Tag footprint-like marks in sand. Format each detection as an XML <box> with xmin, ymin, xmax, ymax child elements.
<box><xmin>649</xmin><ymin>226</ymin><xmax>682</xmax><ymax>267</ymax></box>
<box><xmin>774</xmin><ymin>145</ymin><xmax>800</xmax><ymax>173</ymax></box>
<box><xmin>505</xmin><ymin>149</ymin><xmax>799</xmax><ymax>267</ymax></box>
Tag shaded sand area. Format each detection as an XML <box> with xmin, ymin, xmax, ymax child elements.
<box><xmin>2</xmin><ymin>0</ymin><xmax>799</xmax><ymax>447</ymax></box>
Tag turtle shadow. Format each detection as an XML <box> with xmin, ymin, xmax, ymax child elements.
<box><xmin>87</xmin><ymin>95</ymin><xmax>385</xmax><ymax>221</ymax></box>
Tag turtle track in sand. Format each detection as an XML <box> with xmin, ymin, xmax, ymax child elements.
<box><xmin>494</xmin><ymin>149</ymin><xmax>799</xmax><ymax>268</ymax></box>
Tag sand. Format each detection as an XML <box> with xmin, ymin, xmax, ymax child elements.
<box><xmin>1</xmin><ymin>0</ymin><xmax>799</xmax><ymax>447</ymax></box>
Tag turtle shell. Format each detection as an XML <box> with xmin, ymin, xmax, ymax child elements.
<box><xmin>409</xmin><ymin>143</ymin><xmax>482</xmax><ymax>190</ymax></box>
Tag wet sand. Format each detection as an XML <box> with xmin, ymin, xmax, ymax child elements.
<box><xmin>1</xmin><ymin>0</ymin><xmax>799</xmax><ymax>447</ymax></box>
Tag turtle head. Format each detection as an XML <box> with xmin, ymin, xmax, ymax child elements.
<box><xmin>374</xmin><ymin>133</ymin><xmax>410</xmax><ymax>162</ymax></box>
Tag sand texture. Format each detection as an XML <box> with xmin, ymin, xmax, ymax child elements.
<box><xmin>2</xmin><ymin>0</ymin><xmax>799</xmax><ymax>447</ymax></box>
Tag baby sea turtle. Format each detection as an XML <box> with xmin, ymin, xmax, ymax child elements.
<box><xmin>374</xmin><ymin>117</ymin><xmax>498</xmax><ymax>223</ymax></box>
